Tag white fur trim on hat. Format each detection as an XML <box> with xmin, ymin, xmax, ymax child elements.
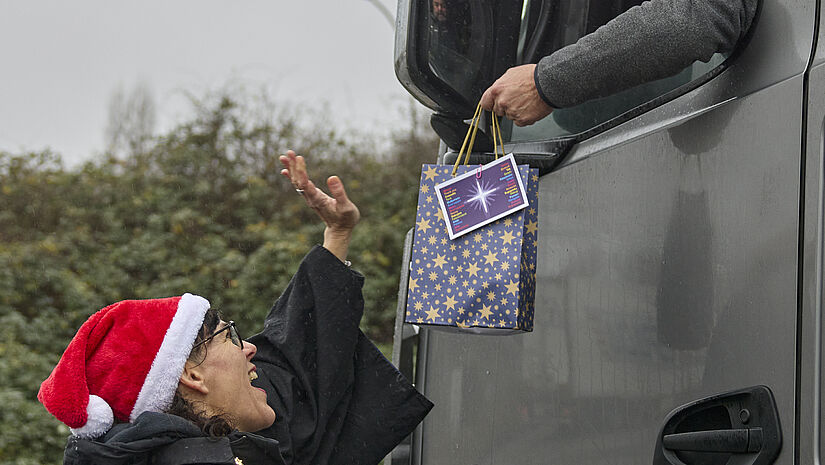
<box><xmin>130</xmin><ymin>293</ymin><xmax>210</xmax><ymax>421</ymax></box>
<box><xmin>70</xmin><ymin>395</ymin><xmax>113</xmax><ymax>438</ymax></box>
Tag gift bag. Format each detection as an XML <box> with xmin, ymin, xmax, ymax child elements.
<box><xmin>404</xmin><ymin>105</ymin><xmax>538</xmax><ymax>333</ymax></box>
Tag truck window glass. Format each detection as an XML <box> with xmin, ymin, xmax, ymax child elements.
<box><xmin>508</xmin><ymin>0</ymin><xmax>727</xmax><ymax>142</ymax></box>
<box><xmin>426</xmin><ymin>0</ymin><xmax>486</xmax><ymax>99</ymax></box>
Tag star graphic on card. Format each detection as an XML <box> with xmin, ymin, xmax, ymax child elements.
<box><xmin>433</xmin><ymin>254</ymin><xmax>447</xmax><ymax>269</ymax></box>
<box><xmin>444</xmin><ymin>294</ymin><xmax>458</xmax><ymax>311</ymax></box>
<box><xmin>409</xmin><ymin>278</ymin><xmax>419</xmax><ymax>292</ymax></box>
<box><xmin>426</xmin><ymin>306</ymin><xmax>441</xmax><ymax>320</ymax></box>
<box><xmin>504</xmin><ymin>280</ymin><xmax>519</xmax><ymax>296</ymax></box>
<box><xmin>436</xmin><ymin>209</ymin><xmax>444</xmax><ymax>221</ymax></box>
<box><xmin>500</xmin><ymin>230</ymin><xmax>516</xmax><ymax>245</ymax></box>
<box><xmin>423</xmin><ymin>166</ymin><xmax>439</xmax><ymax>182</ymax></box>
<box><xmin>416</xmin><ymin>218</ymin><xmax>431</xmax><ymax>233</ymax></box>
<box><xmin>421</xmin><ymin>184</ymin><xmax>430</xmax><ymax>193</ymax></box>
<box><xmin>483</xmin><ymin>251</ymin><xmax>499</xmax><ymax>265</ymax></box>
<box><xmin>479</xmin><ymin>304</ymin><xmax>493</xmax><ymax>320</ymax></box>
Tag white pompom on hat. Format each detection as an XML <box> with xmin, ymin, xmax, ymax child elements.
<box><xmin>38</xmin><ymin>293</ymin><xmax>210</xmax><ymax>438</ymax></box>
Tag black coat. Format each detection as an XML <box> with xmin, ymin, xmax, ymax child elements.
<box><xmin>64</xmin><ymin>246</ymin><xmax>432</xmax><ymax>465</ymax></box>
<box><xmin>64</xmin><ymin>411</ymin><xmax>285</xmax><ymax>465</ymax></box>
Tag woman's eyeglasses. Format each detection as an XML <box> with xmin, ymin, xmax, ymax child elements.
<box><xmin>193</xmin><ymin>321</ymin><xmax>244</xmax><ymax>350</ymax></box>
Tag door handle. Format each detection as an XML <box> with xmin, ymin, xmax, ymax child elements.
<box><xmin>653</xmin><ymin>386</ymin><xmax>781</xmax><ymax>465</ymax></box>
<box><xmin>663</xmin><ymin>427</ymin><xmax>762</xmax><ymax>453</ymax></box>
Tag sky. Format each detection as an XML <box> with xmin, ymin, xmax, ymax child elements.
<box><xmin>0</xmin><ymin>0</ymin><xmax>417</xmax><ymax>165</ymax></box>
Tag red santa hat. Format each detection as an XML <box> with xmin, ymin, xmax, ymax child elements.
<box><xmin>38</xmin><ymin>293</ymin><xmax>210</xmax><ymax>438</ymax></box>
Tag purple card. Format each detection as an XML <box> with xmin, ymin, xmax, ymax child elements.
<box><xmin>435</xmin><ymin>154</ymin><xmax>529</xmax><ymax>240</ymax></box>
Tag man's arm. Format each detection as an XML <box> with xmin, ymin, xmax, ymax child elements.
<box><xmin>482</xmin><ymin>0</ymin><xmax>759</xmax><ymax>126</ymax></box>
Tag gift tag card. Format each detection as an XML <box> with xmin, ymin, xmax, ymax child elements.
<box><xmin>436</xmin><ymin>153</ymin><xmax>529</xmax><ymax>240</ymax></box>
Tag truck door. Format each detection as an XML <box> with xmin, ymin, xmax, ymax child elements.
<box><xmin>394</xmin><ymin>0</ymin><xmax>817</xmax><ymax>464</ymax></box>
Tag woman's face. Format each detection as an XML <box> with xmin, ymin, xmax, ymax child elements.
<box><xmin>195</xmin><ymin>321</ymin><xmax>276</xmax><ymax>431</ymax></box>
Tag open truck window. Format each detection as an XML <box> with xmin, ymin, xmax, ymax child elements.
<box><xmin>509</xmin><ymin>0</ymin><xmax>728</xmax><ymax>142</ymax></box>
<box><xmin>396</xmin><ymin>0</ymin><xmax>734</xmax><ymax>149</ymax></box>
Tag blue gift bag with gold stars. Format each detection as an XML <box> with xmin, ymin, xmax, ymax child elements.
<box><xmin>404</xmin><ymin>161</ymin><xmax>538</xmax><ymax>333</ymax></box>
<box><xmin>405</xmin><ymin>107</ymin><xmax>538</xmax><ymax>333</ymax></box>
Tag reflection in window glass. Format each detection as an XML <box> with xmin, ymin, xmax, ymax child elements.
<box><xmin>508</xmin><ymin>0</ymin><xmax>728</xmax><ymax>142</ymax></box>
<box><xmin>426</xmin><ymin>0</ymin><xmax>485</xmax><ymax>98</ymax></box>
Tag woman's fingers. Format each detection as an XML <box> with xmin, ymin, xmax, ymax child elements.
<box><xmin>326</xmin><ymin>176</ymin><xmax>349</xmax><ymax>204</ymax></box>
<box><xmin>280</xmin><ymin>151</ymin><xmax>359</xmax><ymax>230</ymax></box>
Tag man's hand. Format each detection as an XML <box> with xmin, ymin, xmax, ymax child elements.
<box><xmin>280</xmin><ymin>150</ymin><xmax>360</xmax><ymax>262</ymax></box>
<box><xmin>480</xmin><ymin>64</ymin><xmax>553</xmax><ymax>127</ymax></box>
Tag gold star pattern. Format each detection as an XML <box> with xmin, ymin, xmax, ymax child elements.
<box><xmin>444</xmin><ymin>294</ymin><xmax>458</xmax><ymax>311</ymax></box>
<box><xmin>428</xmin><ymin>271</ymin><xmax>438</xmax><ymax>281</ymax></box>
<box><xmin>421</xmin><ymin>184</ymin><xmax>430</xmax><ymax>193</ymax></box>
<box><xmin>433</xmin><ymin>254</ymin><xmax>447</xmax><ymax>269</ymax></box>
<box><xmin>479</xmin><ymin>304</ymin><xmax>493</xmax><ymax>320</ymax></box>
<box><xmin>483</xmin><ymin>251</ymin><xmax>499</xmax><ymax>265</ymax></box>
<box><xmin>414</xmin><ymin>301</ymin><xmax>423</xmax><ymax>311</ymax></box>
<box><xmin>500</xmin><ymin>230</ymin><xmax>516</xmax><ymax>245</ymax></box>
<box><xmin>525</xmin><ymin>220</ymin><xmax>538</xmax><ymax>236</ymax></box>
<box><xmin>416</xmin><ymin>218</ymin><xmax>431</xmax><ymax>233</ymax></box>
<box><xmin>409</xmin><ymin>278</ymin><xmax>419</xmax><ymax>292</ymax></box>
<box><xmin>466</xmin><ymin>261</ymin><xmax>481</xmax><ymax>277</ymax></box>
<box><xmin>504</xmin><ymin>280</ymin><xmax>519</xmax><ymax>296</ymax></box>
<box><xmin>423</xmin><ymin>166</ymin><xmax>439</xmax><ymax>182</ymax></box>
<box><xmin>425</xmin><ymin>306</ymin><xmax>441</xmax><ymax>320</ymax></box>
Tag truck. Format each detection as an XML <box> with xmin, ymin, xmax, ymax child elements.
<box><xmin>387</xmin><ymin>0</ymin><xmax>824</xmax><ymax>464</ymax></box>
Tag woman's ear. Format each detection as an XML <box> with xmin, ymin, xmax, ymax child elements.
<box><xmin>178</xmin><ymin>362</ymin><xmax>209</xmax><ymax>396</ymax></box>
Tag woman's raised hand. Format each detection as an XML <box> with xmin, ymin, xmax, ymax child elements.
<box><xmin>280</xmin><ymin>150</ymin><xmax>360</xmax><ymax>261</ymax></box>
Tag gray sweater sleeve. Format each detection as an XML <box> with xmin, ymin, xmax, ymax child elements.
<box><xmin>535</xmin><ymin>0</ymin><xmax>759</xmax><ymax>108</ymax></box>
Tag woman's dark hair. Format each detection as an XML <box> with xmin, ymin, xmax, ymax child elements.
<box><xmin>166</xmin><ymin>307</ymin><xmax>235</xmax><ymax>437</ymax></box>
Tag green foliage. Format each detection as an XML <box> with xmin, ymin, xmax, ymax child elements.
<box><xmin>0</xmin><ymin>92</ymin><xmax>437</xmax><ymax>463</ymax></box>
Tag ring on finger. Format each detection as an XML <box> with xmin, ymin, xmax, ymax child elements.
<box><xmin>295</xmin><ymin>188</ymin><xmax>305</xmax><ymax>195</ymax></box>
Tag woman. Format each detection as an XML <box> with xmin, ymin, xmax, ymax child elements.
<box><xmin>38</xmin><ymin>151</ymin><xmax>433</xmax><ymax>465</ymax></box>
